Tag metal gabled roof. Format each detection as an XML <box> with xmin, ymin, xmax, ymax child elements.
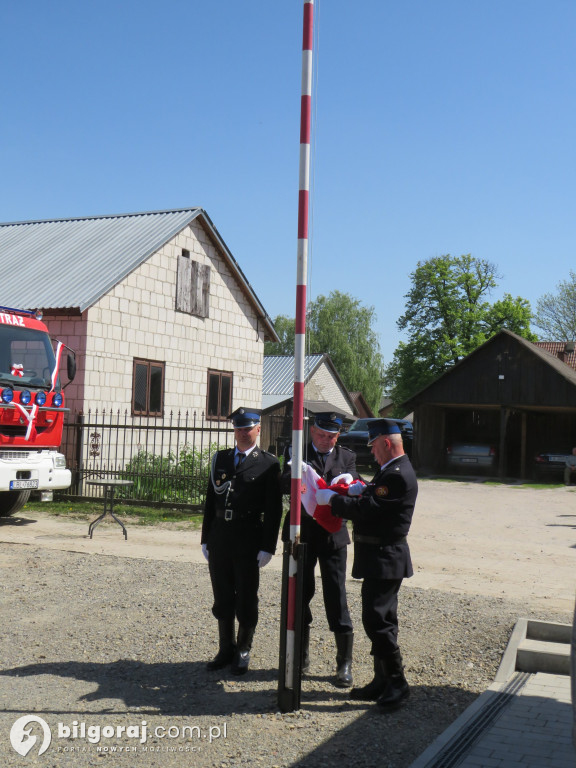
<box><xmin>263</xmin><ymin>354</ymin><xmax>325</xmax><ymax>395</ymax></box>
<box><xmin>262</xmin><ymin>394</ymin><xmax>353</xmax><ymax>419</ymax></box>
<box><xmin>0</xmin><ymin>207</ymin><xmax>279</xmax><ymax>341</ymax></box>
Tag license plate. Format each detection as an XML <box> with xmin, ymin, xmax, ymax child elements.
<box><xmin>461</xmin><ymin>457</ymin><xmax>478</xmax><ymax>463</ymax></box>
<box><xmin>549</xmin><ymin>456</ymin><xmax>566</xmax><ymax>462</ymax></box>
<box><xmin>10</xmin><ymin>479</ymin><xmax>39</xmax><ymax>490</ymax></box>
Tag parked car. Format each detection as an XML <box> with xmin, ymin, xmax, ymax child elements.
<box><xmin>446</xmin><ymin>442</ymin><xmax>496</xmax><ymax>473</ymax></box>
<box><xmin>533</xmin><ymin>448</ymin><xmax>573</xmax><ymax>479</ymax></box>
<box><xmin>338</xmin><ymin>417</ymin><xmax>413</xmax><ymax>465</ymax></box>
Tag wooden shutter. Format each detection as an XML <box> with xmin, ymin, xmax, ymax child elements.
<box><xmin>176</xmin><ymin>251</ymin><xmax>192</xmax><ymax>313</ymax></box>
<box><xmin>191</xmin><ymin>262</ymin><xmax>210</xmax><ymax>318</ymax></box>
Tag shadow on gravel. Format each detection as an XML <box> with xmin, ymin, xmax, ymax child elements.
<box><xmin>289</xmin><ymin>685</ymin><xmax>480</xmax><ymax>767</ymax></box>
<box><xmin>0</xmin><ymin>659</ymin><xmax>281</xmax><ymax>716</ymax></box>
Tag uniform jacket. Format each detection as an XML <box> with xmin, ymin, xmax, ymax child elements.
<box><xmin>201</xmin><ymin>447</ymin><xmax>283</xmax><ymax>555</ymax></box>
<box><xmin>281</xmin><ymin>442</ymin><xmax>358</xmax><ymax>553</ymax></box>
<box><xmin>331</xmin><ymin>454</ymin><xmax>418</xmax><ymax>580</ymax></box>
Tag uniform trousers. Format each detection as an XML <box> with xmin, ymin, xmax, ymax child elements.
<box><xmin>208</xmin><ymin>542</ymin><xmax>260</xmax><ymax>627</ymax></box>
<box><xmin>303</xmin><ymin>546</ymin><xmax>353</xmax><ymax>633</ymax></box>
<box><xmin>361</xmin><ymin>577</ymin><xmax>402</xmax><ymax>657</ymax></box>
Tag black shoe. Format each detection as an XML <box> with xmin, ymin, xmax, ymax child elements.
<box><xmin>206</xmin><ymin>619</ymin><xmax>236</xmax><ymax>671</ymax></box>
<box><xmin>349</xmin><ymin>656</ymin><xmax>386</xmax><ymax>700</ymax></box>
<box><xmin>206</xmin><ymin>646</ymin><xmax>235</xmax><ymax>671</ymax></box>
<box><xmin>301</xmin><ymin>626</ymin><xmax>310</xmax><ymax>674</ymax></box>
<box><xmin>376</xmin><ymin>676</ymin><xmax>410</xmax><ymax>711</ymax></box>
<box><xmin>230</xmin><ymin>625</ymin><xmax>255</xmax><ymax>676</ymax></box>
<box><xmin>350</xmin><ymin>677</ymin><xmax>386</xmax><ymax>700</ymax></box>
<box><xmin>231</xmin><ymin>649</ymin><xmax>251</xmax><ymax>675</ymax></box>
<box><xmin>334</xmin><ymin>632</ymin><xmax>353</xmax><ymax>688</ymax></box>
<box><xmin>375</xmin><ymin>650</ymin><xmax>410</xmax><ymax>712</ymax></box>
<box><xmin>335</xmin><ymin>659</ymin><xmax>353</xmax><ymax>688</ymax></box>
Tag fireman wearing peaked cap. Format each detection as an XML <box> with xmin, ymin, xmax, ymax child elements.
<box><xmin>281</xmin><ymin>411</ymin><xmax>359</xmax><ymax>688</ymax></box>
<box><xmin>201</xmin><ymin>408</ymin><xmax>283</xmax><ymax>676</ymax></box>
<box><xmin>315</xmin><ymin>418</ymin><xmax>418</xmax><ymax>712</ymax></box>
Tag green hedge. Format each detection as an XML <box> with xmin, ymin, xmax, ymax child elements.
<box><xmin>120</xmin><ymin>443</ymin><xmax>220</xmax><ymax>504</ymax></box>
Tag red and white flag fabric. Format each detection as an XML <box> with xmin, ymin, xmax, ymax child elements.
<box><xmin>50</xmin><ymin>341</ymin><xmax>64</xmax><ymax>392</ymax></box>
<box><xmin>299</xmin><ymin>462</ymin><xmax>366</xmax><ymax>533</ymax></box>
<box><xmin>12</xmin><ymin>402</ymin><xmax>38</xmax><ymax>441</ymax></box>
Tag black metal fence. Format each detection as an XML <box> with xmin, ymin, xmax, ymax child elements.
<box><xmin>60</xmin><ymin>410</ymin><xmax>235</xmax><ymax>509</ymax></box>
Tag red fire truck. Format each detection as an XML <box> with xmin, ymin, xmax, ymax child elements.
<box><xmin>0</xmin><ymin>306</ymin><xmax>76</xmax><ymax>516</ymax></box>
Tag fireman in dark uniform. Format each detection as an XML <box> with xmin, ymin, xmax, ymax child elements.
<box><xmin>201</xmin><ymin>408</ymin><xmax>282</xmax><ymax>675</ymax></box>
<box><xmin>316</xmin><ymin>418</ymin><xmax>418</xmax><ymax>711</ymax></box>
<box><xmin>281</xmin><ymin>412</ymin><xmax>359</xmax><ymax>687</ymax></box>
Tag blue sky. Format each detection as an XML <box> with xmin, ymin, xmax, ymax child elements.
<box><xmin>1</xmin><ymin>0</ymin><xmax>574</xmax><ymax>364</ymax></box>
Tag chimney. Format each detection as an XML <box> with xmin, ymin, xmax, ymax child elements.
<box><xmin>563</xmin><ymin>340</ymin><xmax>575</xmax><ymax>364</ymax></box>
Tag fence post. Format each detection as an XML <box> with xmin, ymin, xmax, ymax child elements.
<box><xmin>74</xmin><ymin>412</ymin><xmax>85</xmax><ymax>496</ymax></box>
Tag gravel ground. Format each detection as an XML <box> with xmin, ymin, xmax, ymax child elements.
<box><xmin>0</xmin><ymin>541</ymin><xmax>570</xmax><ymax>768</ymax></box>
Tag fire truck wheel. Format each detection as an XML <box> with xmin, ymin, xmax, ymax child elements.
<box><xmin>0</xmin><ymin>490</ymin><xmax>32</xmax><ymax>517</ymax></box>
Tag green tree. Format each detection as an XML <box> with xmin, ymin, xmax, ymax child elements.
<box><xmin>384</xmin><ymin>255</ymin><xmax>536</xmax><ymax>414</ymax></box>
<box><xmin>533</xmin><ymin>270</ymin><xmax>576</xmax><ymax>341</ymax></box>
<box><xmin>265</xmin><ymin>292</ymin><xmax>384</xmax><ymax>413</ymax></box>
<box><xmin>486</xmin><ymin>294</ymin><xmax>536</xmax><ymax>339</ymax></box>
<box><xmin>264</xmin><ymin>315</ymin><xmax>295</xmax><ymax>356</ymax></box>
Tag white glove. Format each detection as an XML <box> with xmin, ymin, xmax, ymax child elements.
<box><xmin>331</xmin><ymin>473</ymin><xmax>354</xmax><ymax>485</ymax></box>
<box><xmin>288</xmin><ymin>459</ymin><xmax>312</xmax><ymax>473</ymax></box>
<box><xmin>347</xmin><ymin>482</ymin><xmax>366</xmax><ymax>497</ymax></box>
<box><xmin>201</xmin><ymin>543</ymin><xmax>209</xmax><ymax>561</ymax></box>
<box><xmin>316</xmin><ymin>489</ymin><xmax>337</xmax><ymax>505</ymax></box>
<box><xmin>257</xmin><ymin>551</ymin><xmax>273</xmax><ymax>568</ymax></box>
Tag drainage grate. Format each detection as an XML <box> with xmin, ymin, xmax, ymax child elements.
<box><xmin>419</xmin><ymin>672</ymin><xmax>530</xmax><ymax>768</ymax></box>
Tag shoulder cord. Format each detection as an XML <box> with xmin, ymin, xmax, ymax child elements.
<box><xmin>210</xmin><ymin>452</ymin><xmax>232</xmax><ymax>497</ymax></box>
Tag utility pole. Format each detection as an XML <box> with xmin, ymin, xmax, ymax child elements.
<box><xmin>277</xmin><ymin>0</ymin><xmax>314</xmax><ymax>713</ymax></box>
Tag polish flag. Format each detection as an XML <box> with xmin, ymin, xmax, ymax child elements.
<box><xmin>299</xmin><ymin>463</ymin><xmax>365</xmax><ymax>533</ymax></box>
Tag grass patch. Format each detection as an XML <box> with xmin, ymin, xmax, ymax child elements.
<box><xmin>423</xmin><ymin>476</ymin><xmax>570</xmax><ymax>489</ymax></box>
<box><xmin>427</xmin><ymin>477</ymin><xmax>460</xmax><ymax>483</ymax></box>
<box><xmin>510</xmin><ymin>482</ymin><xmax>569</xmax><ymax>490</ymax></box>
<box><xmin>22</xmin><ymin>500</ymin><xmax>204</xmax><ymax>529</ymax></box>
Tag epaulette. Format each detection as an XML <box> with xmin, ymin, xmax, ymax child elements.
<box><xmin>260</xmin><ymin>449</ymin><xmax>279</xmax><ymax>460</ymax></box>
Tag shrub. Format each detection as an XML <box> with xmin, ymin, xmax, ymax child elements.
<box><xmin>121</xmin><ymin>443</ymin><xmax>220</xmax><ymax>504</ymax></box>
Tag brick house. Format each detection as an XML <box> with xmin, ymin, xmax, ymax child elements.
<box><xmin>0</xmin><ymin>208</ymin><xmax>279</xmax><ymax>425</ymax></box>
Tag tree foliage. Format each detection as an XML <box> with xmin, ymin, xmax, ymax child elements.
<box><xmin>533</xmin><ymin>270</ymin><xmax>576</xmax><ymax>341</ymax></box>
<box><xmin>265</xmin><ymin>291</ymin><xmax>384</xmax><ymax>413</ymax></box>
<box><xmin>384</xmin><ymin>254</ymin><xmax>536</xmax><ymax>413</ymax></box>
<box><xmin>265</xmin><ymin>315</ymin><xmax>295</xmax><ymax>356</ymax></box>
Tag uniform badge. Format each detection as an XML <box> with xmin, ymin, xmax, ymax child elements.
<box><xmin>253</xmin><ymin>451</ymin><xmax>258</xmax><ymax>458</ymax></box>
<box><xmin>222</xmin><ymin>474</ymin><xmax>226</xmax><ymax>480</ymax></box>
<box><xmin>375</xmin><ymin>485</ymin><xmax>389</xmax><ymax>497</ymax></box>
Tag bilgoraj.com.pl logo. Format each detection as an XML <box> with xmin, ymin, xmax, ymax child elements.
<box><xmin>9</xmin><ymin>715</ymin><xmax>228</xmax><ymax>756</ymax></box>
<box><xmin>10</xmin><ymin>716</ymin><xmax>52</xmax><ymax>756</ymax></box>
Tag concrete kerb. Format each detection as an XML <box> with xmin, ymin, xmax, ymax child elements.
<box><xmin>494</xmin><ymin>617</ymin><xmax>528</xmax><ymax>683</ymax></box>
<box><xmin>496</xmin><ymin>618</ymin><xmax>572</xmax><ymax>682</ymax></box>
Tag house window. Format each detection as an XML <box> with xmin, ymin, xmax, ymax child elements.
<box><xmin>132</xmin><ymin>359</ymin><xmax>165</xmax><ymax>417</ymax></box>
<box><xmin>207</xmin><ymin>369</ymin><xmax>233</xmax><ymax>420</ymax></box>
<box><xmin>176</xmin><ymin>249</ymin><xmax>210</xmax><ymax>317</ymax></box>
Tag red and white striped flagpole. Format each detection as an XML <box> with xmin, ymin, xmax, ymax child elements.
<box><xmin>278</xmin><ymin>0</ymin><xmax>314</xmax><ymax>712</ymax></box>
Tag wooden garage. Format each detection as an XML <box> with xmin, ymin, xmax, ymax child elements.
<box><xmin>403</xmin><ymin>330</ymin><xmax>576</xmax><ymax>479</ymax></box>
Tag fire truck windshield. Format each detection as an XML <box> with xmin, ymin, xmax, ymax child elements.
<box><xmin>0</xmin><ymin>324</ymin><xmax>57</xmax><ymax>390</ymax></box>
